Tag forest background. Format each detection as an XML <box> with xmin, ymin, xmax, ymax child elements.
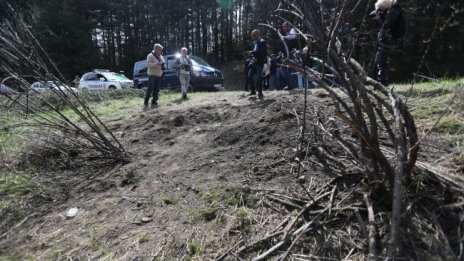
<box><xmin>1</xmin><ymin>0</ymin><xmax>463</xmax><ymax>83</ymax></box>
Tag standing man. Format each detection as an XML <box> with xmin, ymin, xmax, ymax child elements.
<box><xmin>281</xmin><ymin>22</ymin><xmax>299</xmax><ymax>52</ymax></box>
<box><xmin>245</xmin><ymin>29</ymin><xmax>267</xmax><ymax>99</ymax></box>
<box><xmin>371</xmin><ymin>0</ymin><xmax>404</xmax><ymax>86</ymax></box>
<box><xmin>174</xmin><ymin>47</ymin><xmax>192</xmax><ymax>99</ymax></box>
<box><xmin>145</xmin><ymin>43</ymin><xmax>165</xmax><ymax>107</ymax></box>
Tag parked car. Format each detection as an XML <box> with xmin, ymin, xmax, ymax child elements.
<box><xmin>30</xmin><ymin>81</ymin><xmax>79</xmax><ymax>94</ymax></box>
<box><xmin>133</xmin><ymin>54</ymin><xmax>224</xmax><ymax>91</ymax></box>
<box><xmin>79</xmin><ymin>70</ymin><xmax>134</xmax><ymax>91</ymax></box>
<box><xmin>0</xmin><ymin>84</ymin><xmax>19</xmax><ymax>95</ymax></box>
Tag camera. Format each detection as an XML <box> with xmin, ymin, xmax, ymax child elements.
<box><xmin>181</xmin><ymin>64</ymin><xmax>191</xmax><ymax>72</ymax></box>
<box><xmin>369</xmin><ymin>9</ymin><xmax>382</xmax><ymax>18</ymax></box>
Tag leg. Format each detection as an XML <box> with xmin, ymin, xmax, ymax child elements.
<box><xmin>374</xmin><ymin>46</ymin><xmax>389</xmax><ymax>86</ymax></box>
<box><xmin>179</xmin><ymin>74</ymin><xmax>188</xmax><ymax>95</ymax></box>
<box><xmin>269</xmin><ymin>74</ymin><xmax>276</xmax><ymax>91</ymax></box>
<box><xmin>255</xmin><ymin>64</ymin><xmax>264</xmax><ymax>98</ymax></box>
<box><xmin>152</xmin><ymin>76</ymin><xmax>161</xmax><ymax>104</ymax></box>
<box><xmin>248</xmin><ymin>66</ymin><xmax>256</xmax><ymax>94</ymax></box>
<box><xmin>145</xmin><ymin>75</ymin><xmax>155</xmax><ymax>105</ymax></box>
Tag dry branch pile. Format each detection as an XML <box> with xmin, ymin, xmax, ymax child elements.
<box><xmin>216</xmin><ymin>1</ymin><xmax>463</xmax><ymax>260</ymax></box>
<box><xmin>0</xmin><ymin>14</ymin><xmax>128</xmax><ymax>168</ymax></box>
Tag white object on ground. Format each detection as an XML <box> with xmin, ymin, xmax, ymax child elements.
<box><xmin>66</xmin><ymin>207</ymin><xmax>79</xmax><ymax>218</ymax></box>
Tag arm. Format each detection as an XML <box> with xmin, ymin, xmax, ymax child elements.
<box><xmin>147</xmin><ymin>54</ymin><xmax>161</xmax><ymax>69</ymax></box>
<box><xmin>252</xmin><ymin>40</ymin><xmax>267</xmax><ymax>59</ymax></box>
<box><xmin>283</xmin><ymin>28</ymin><xmax>298</xmax><ymax>40</ymax></box>
<box><xmin>174</xmin><ymin>57</ymin><xmax>181</xmax><ymax>69</ymax></box>
<box><xmin>378</xmin><ymin>7</ymin><xmax>400</xmax><ymax>43</ymax></box>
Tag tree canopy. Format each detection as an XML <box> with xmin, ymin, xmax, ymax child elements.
<box><xmin>2</xmin><ymin>0</ymin><xmax>463</xmax><ymax>81</ymax></box>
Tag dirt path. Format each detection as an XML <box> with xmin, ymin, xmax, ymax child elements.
<box><xmin>1</xmin><ymin>91</ymin><xmax>335</xmax><ymax>260</ymax></box>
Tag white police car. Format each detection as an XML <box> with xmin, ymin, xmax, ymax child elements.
<box><xmin>79</xmin><ymin>70</ymin><xmax>133</xmax><ymax>91</ymax></box>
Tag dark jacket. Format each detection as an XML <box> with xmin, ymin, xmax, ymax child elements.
<box><xmin>251</xmin><ymin>38</ymin><xmax>268</xmax><ymax>65</ymax></box>
<box><xmin>378</xmin><ymin>4</ymin><xmax>402</xmax><ymax>44</ymax></box>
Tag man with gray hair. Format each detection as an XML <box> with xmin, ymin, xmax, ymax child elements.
<box><xmin>370</xmin><ymin>0</ymin><xmax>404</xmax><ymax>86</ymax></box>
<box><xmin>145</xmin><ymin>43</ymin><xmax>165</xmax><ymax>107</ymax></box>
<box><xmin>174</xmin><ymin>47</ymin><xmax>192</xmax><ymax>100</ymax></box>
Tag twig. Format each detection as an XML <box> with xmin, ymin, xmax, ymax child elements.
<box><xmin>215</xmin><ymin>238</ymin><xmax>244</xmax><ymax>261</ymax></box>
<box><xmin>364</xmin><ymin>193</ymin><xmax>378</xmax><ymax>261</ymax></box>
<box><xmin>328</xmin><ymin>185</ymin><xmax>337</xmax><ymax>216</ymax></box>
<box><xmin>0</xmin><ymin>212</ymin><xmax>38</xmax><ymax>240</ymax></box>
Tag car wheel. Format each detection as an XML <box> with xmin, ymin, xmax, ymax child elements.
<box><xmin>108</xmin><ymin>85</ymin><xmax>117</xmax><ymax>90</ymax></box>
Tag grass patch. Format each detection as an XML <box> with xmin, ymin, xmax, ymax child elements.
<box><xmin>190</xmin><ymin>207</ymin><xmax>219</xmax><ymax>221</ymax></box>
<box><xmin>160</xmin><ymin>195</ymin><xmax>179</xmax><ymax>205</ymax></box>
<box><xmin>435</xmin><ymin>117</ymin><xmax>464</xmax><ymax>134</ymax></box>
<box><xmin>138</xmin><ymin>233</ymin><xmax>150</xmax><ymax>244</ymax></box>
<box><xmin>234</xmin><ymin>207</ymin><xmax>253</xmax><ymax>232</ymax></box>
<box><xmin>188</xmin><ymin>242</ymin><xmax>203</xmax><ymax>256</ymax></box>
<box><xmin>0</xmin><ymin>171</ymin><xmax>39</xmax><ymax>213</ymax></box>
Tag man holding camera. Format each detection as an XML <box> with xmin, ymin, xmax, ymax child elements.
<box><xmin>174</xmin><ymin>47</ymin><xmax>193</xmax><ymax>100</ymax></box>
<box><xmin>145</xmin><ymin>43</ymin><xmax>165</xmax><ymax>107</ymax></box>
<box><xmin>370</xmin><ymin>0</ymin><xmax>404</xmax><ymax>86</ymax></box>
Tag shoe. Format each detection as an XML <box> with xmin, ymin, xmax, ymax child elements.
<box><xmin>150</xmin><ymin>102</ymin><xmax>158</xmax><ymax>108</ymax></box>
<box><xmin>248</xmin><ymin>92</ymin><xmax>256</xmax><ymax>96</ymax></box>
<box><xmin>182</xmin><ymin>93</ymin><xmax>187</xmax><ymax>99</ymax></box>
<box><xmin>257</xmin><ymin>93</ymin><xmax>264</xmax><ymax>99</ymax></box>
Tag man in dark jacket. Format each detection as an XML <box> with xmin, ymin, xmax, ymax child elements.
<box><xmin>245</xmin><ymin>30</ymin><xmax>267</xmax><ymax>99</ymax></box>
<box><xmin>371</xmin><ymin>0</ymin><xmax>403</xmax><ymax>86</ymax></box>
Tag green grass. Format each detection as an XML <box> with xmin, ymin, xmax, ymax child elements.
<box><xmin>160</xmin><ymin>195</ymin><xmax>179</xmax><ymax>205</ymax></box>
<box><xmin>435</xmin><ymin>117</ymin><xmax>464</xmax><ymax>134</ymax></box>
<box><xmin>392</xmin><ymin>78</ymin><xmax>464</xmax><ymax>135</ymax></box>
<box><xmin>187</xmin><ymin>242</ymin><xmax>203</xmax><ymax>256</ymax></box>
<box><xmin>234</xmin><ymin>207</ymin><xmax>253</xmax><ymax>232</ymax></box>
<box><xmin>393</xmin><ymin>78</ymin><xmax>464</xmax><ymax>94</ymax></box>
<box><xmin>0</xmin><ymin>171</ymin><xmax>39</xmax><ymax>217</ymax></box>
<box><xmin>190</xmin><ymin>207</ymin><xmax>219</xmax><ymax>221</ymax></box>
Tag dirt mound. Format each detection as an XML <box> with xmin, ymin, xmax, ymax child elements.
<box><xmin>1</xmin><ymin>91</ymin><xmax>461</xmax><ymax>260</ymax></box>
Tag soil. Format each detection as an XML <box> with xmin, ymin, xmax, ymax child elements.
<box><xmin>0</xmin><ymin>90</ymin><xmax>461</xmax><ymax>260</ymax></box>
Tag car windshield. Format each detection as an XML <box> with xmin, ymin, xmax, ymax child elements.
<box><xmin>104</xmin><ymin>73</ymin><xmax>129</xmax><ymax>81</ymax></box>
<box><xmin>47</xmin><ymin>81</ymin><xmax>66</xmax><ymax>88</ymax></box>
<box><xmin>191</xmin><ymin>56</ymin><xmax>210</xmax><ymax>67</ymax></box>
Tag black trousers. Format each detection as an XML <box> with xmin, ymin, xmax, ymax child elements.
<box><xmin>145</xmin><ymin>75</ymin><xmax>161</xmax><ymax>104</ymax></box>
<box><xmin>252</xmin><ymin>64</ymin><xmax>264</xmax><ymax>97</ymax></box>
<box><xmin>373</xmin><ymin>44</ymin><xmax>389</xmax><ymax>86</ymax></box>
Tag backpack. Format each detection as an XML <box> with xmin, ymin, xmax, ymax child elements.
<box><xmin>390</xmin><ymin>5</ymin><xmax>406</xmax><ymax>40</ymax></box>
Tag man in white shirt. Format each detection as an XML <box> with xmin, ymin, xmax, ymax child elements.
<box><xmin>174</xmin><ymin>47</ymin><xmax>193</xmax><ymax>99</ymax></box>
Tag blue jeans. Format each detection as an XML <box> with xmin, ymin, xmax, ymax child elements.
<box><xmin>269</xmin><ymin>74</ymin><xmax>276</xmax><ymax>90</ymax></box>
<box><xmin>252</xmin><ymin>64</ymin><xmax>264</xmax><ymax>97</ymax></box>
<box><xmin>282</xmin><ymin>66</ymin><xmax>297</xmax><ymax>90</ymax></box>
<box><xmin>276</xmin><ymin>67</ymin><xmax>285</xmax><ymax>90</ymax></box>
<box><xmin>145</xmin><ymin>75</ymin><xmax>161</xmax><ymax>104</ymax></box>
<box><xmin>374</xmin><ymin>45</ymin><xmax>389</xmax><ymax>86</ymax></box>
